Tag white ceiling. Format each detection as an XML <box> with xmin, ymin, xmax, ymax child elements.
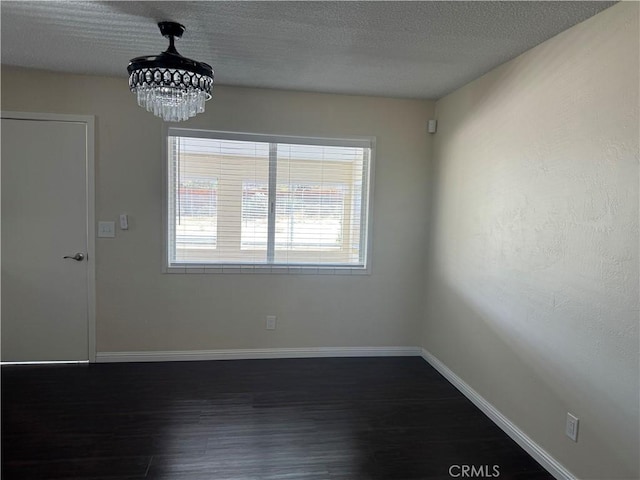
<box><xmin>1</xmin><ymin>1</ymin><xmax>615</xmax><ymax>99</ymax></box>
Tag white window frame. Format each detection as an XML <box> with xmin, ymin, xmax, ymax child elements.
<box><xmin>162</xmin><ymin>128</ymin><xmax>376</xmax><ymax>274</ymax></box>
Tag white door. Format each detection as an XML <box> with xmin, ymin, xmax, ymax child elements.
<box><xmin>2</xmin><ymin>115</ymin><xmax>94</xmax><ymax>362</ymax></box>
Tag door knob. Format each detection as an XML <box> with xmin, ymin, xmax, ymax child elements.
<box><xmin>63</xmin><ymin>253</ymin><xmax>85</xmax><ymax>261</ymax></box>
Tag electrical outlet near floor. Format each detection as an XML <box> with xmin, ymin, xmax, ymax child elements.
<box><xmin>566</xmin><ymin>412</ymin><xmax>579</xmax><ymax>442</ymax></box>
<box><xmin>266</xmin><ymin>315</ymin><xmax>277</xmax><ymax>330</ymax></box>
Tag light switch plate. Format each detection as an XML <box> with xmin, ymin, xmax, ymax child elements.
<box><xmin>98</xmin><ymin>221</ymin><xmax>116</xmax><ymax>238</ymax></box>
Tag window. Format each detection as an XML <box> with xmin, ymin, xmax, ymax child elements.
<box><xmin>166</xmin><ymin>129</ymin><xmax>373</xmax><ymax>272</ymax></box>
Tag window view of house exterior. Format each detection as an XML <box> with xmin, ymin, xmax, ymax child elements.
<box><xmin>167</xmin><ymin>131</ymin><xmax>372</xmax><ymax>269</ymax></box>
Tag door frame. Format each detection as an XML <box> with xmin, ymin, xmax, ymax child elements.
<box><xmin>1</xmin><ymin>111</ymin><xmax>96</xmax><ymax>363</ymax></box>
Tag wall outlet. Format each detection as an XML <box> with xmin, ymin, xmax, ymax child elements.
<box><xmin>266</xmin><ymin>315</ymin><xmax>277</xmax><ymax>330</ymax></box>
<box><xmin>566</xmin><ymin>413</ymin><xmax>579</xmax><ymax>442</ymax></box>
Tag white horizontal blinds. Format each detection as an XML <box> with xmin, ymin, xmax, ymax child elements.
<box><xmin>171</xmin><ymin>136</ymin><xmax>217</xmax><ymax>263</ymax></box>
<box><xmin>167</xmin><ymin>129</ymin><xmax>371</xmax><ymax>269</ymax></box>
<box><xmin>169</xmin><ymin>135</ymin><xmax>269</xmax><ymax>264</ymax></box>
<box><xmin>218</xmin><ymin>139</ymin><xmax>269</xmax><ymax>263</ymax></box>
<box><xmin>274</xmin><ymin>143</ymin><xmax>367</xmax><ymax>266</ymax></box>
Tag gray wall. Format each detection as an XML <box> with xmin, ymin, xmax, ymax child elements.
<box><xmin>1</xmin><ymin>68</ymin><xmax>434</xmax><ymax>352</ymax></box>
<box><xmin>424</xmin><ymin>3</ymin><xmax>639</xmax><ymax>478</ymax></box>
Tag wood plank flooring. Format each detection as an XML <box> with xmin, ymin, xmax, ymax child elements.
<box><xmin>2</xmin><ymin>357</ymin><xmax>553</xmax><ymax>479</ymax></box>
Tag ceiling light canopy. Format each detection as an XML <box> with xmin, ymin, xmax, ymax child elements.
<box><xmin>127</xmin><ymin>22</ymin><xmax>214</xmax><ymax>122</ymax></box>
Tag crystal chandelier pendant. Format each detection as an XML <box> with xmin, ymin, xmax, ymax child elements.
<box><xmin>127</xmin><ymin>22</ymin><xmax>214</xmax><ymax>122</ymax></box>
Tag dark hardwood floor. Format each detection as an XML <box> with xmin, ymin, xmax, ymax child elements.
<box><xmin>2</xmin><ymin>357</ymin><xmax>553</xmax><ymax>479</ymax></box>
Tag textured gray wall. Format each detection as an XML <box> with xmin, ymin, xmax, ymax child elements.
<box><xmin>424</xmin><ymin>3</ymin><xmax>639</xmax><ymax>478</ymax></box>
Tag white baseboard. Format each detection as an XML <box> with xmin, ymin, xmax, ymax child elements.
<box><xmin>420</xmin><ymin>348</ymin><xmax>575</xmax><ymax>480</ymax></box>
<box><xmin>1</xmin><ymin>360</ymin><xmax>89</xmax><ymax>366</ymax></box>
<box><xmin>96</xmin><ymin>346</ymin><xmax>422</xmax><ymax>363</ymax></box>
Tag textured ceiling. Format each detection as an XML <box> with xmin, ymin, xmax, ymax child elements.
<box><xmin>1</xmin><ymin>1</ymin><xmax>616</xmax><ymax>99</ymax></box>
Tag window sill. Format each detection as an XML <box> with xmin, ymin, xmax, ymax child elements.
<box><xmin>163</xmin><ymin>265</ymin><xmax>370</xmax><ymax>275</ymax></box>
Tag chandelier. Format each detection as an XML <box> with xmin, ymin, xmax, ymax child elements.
<box><xmin>127</xmin><ymin>22</ymin><xmax>214</xmax><ymax>122</ymax></box>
